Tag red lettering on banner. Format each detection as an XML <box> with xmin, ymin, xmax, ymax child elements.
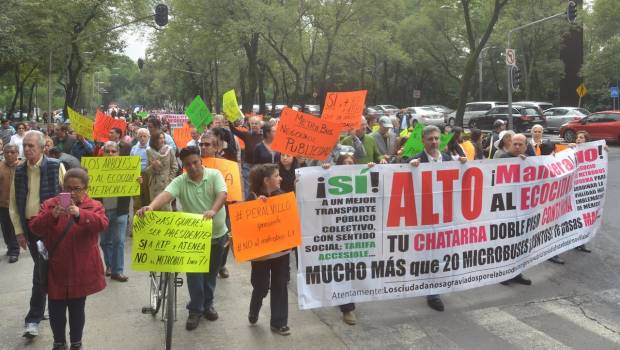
<box><xmin>436</xmin><ymin>169</ymin><xmax>459</xmax><ymax>223</ymax></box>
<box><xmin>386</xmin><ymin>172</ymin><xmax>417</xmax><ymax>227</ymax></box>
<box><xmin>461</xmin><ymin>167</ymin><xmax>483</xmax><ymax>220</ymax></box>
<box><xmin>421</xmin><ymin>171</ymin><xmax>439</xmax><ymax>225</ymax></box>
<box><xmin>496</xmin><ymin>164</ymin><xmax>520</xmax><ymax>184</ymax></box>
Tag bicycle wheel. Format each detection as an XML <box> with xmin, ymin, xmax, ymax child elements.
<box><xmin>142</xmin><ymin>272</ymin><xmax>165</xmax><ymax>315</ymax></box>
<box><xmin>164</xmin><ymin>273</ymin><xmax>175</xmax><ymax>350</ymax></box>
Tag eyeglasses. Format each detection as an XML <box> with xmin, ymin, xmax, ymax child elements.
<box><xmin>199</xmin><ymin>142</ymin><xmax>211</xmax><ymax>147</ymax></box>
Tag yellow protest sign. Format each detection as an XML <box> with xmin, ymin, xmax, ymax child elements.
<box><xmin>131</xmin><ymin>211</ymin><xmax>213</xmax><ymax>273</ymax></box>
<box><xmin>223</xmin><ymin>89</ymin><xmax>244</xmax><ymax>122</ymax></box>
<box><xmin>67</xmin><ymin>107</ymin><xmax>94</xmax><ymax>140</ymax></box>
<box><xmin>81</xmin><ymin>156</ymin><xmax>141</xmax><ymax>198</ymax></box>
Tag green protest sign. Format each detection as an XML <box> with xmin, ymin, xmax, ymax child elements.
<box><xmin>136</xmin><ymin>111</ymin><xmax>149</xmax><ymax>119</ymax></box>
<box><xmin>401</xmin><ymin>122</ymin><xmax>424</xmax><ymax>157</ymax></box>
<box><xmin>440</xmin><ymin>132</ymin><xmax>454</xmax><ymax>150</ymax></box>
<box><xmin>185</xmin><ymin>95</ymin><xmax>213</xmax><ymax>132</ymax></box>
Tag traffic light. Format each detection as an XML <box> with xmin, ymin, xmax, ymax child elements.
<box><xmin>155</xmin><ymin>4</ymin><xmax>168</xmax><ymax>27</ymax></box>
<box><xmin>567</xmin><ymin>1</ymin><xmax>577</xmax><ymax>24</ymax></box>
<box><xmin>511</xmin><ymin>65</ymin><xmax>521</xmax><ymax>91</ymax></box>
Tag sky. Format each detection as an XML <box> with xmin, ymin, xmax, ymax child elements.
<box><xmin>122</xmin><ymin>30</ymin><xmax>150</xmax><ymax>61</ymax></box>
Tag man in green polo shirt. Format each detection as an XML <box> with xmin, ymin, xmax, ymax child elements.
<box><xmin>137</xmin><ymin>146</ymin><xmax>228</xmax><ymax>331</ymax></box>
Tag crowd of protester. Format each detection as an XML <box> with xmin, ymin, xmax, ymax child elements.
<box><xmin>0</xmin><ymin>106</ymin><xmax>605</xmax><ymax>349</ymax></box>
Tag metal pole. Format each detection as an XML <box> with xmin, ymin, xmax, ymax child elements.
<box><xmin>479</xmin><ymin>53</ymin><xmax>483</xmax><ymax>101</ymax></box>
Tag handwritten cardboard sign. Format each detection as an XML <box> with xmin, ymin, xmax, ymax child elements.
<box><xmin>185</xmin><ymin>95</ymin><xmax>213</xmax><ymax>132</ymax></box>
<box><xmin>229</xmin><ymin>192</ymin><xmax>301</xmax><ymax>262</ymax></box>
<box><xmin>271</xmin><ymin>108</ymin><xmax>342</xmax><ymax>161</ymax></box>
<box><xmin>131</xmin><ymin>211</ymin><xmax>212</xmax><ymax>272</ymax></box>
<box><xmin>201</xmin><ymin>157</ymin><xmax>243</xmax><ymax>202</ymax></box>
<box><xmin>94</xmin><ymin>110</ymin><xmax>128</xmax><ymax>142</ymax></box>
<box><xmin>67</xmin><ymin>107</ymin><xmax>94</xmax><ymax>140</ymax></box>
<box><xmin>321</xmin><ymin>90</ymin><xmax>367</xmax><ymax>129</ymax></box>
<box><xmin>223</xmin><ymin>90</ymin><xmax>244</xmax><ymax>122</ymax></box>
<box><xmin>172</xmin><ymin>123</ymin><xmax>193</xmax><ymax>148</ymax></box>
<box><xmin>81</xmin><ymin>156</ymin><xmax>141</xmax><ymax>197</ymax></box>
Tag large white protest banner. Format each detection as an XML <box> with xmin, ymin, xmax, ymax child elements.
<box><xmin>295</xmin><ymin>141</ymin><xmax>607</xmax><ymax>309</ymax></box>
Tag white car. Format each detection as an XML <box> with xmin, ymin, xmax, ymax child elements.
<box><xmin>445</xmin><ymin>101</ymin><xmax>505</xmax><ymax>127</ymax></box>
<box><xmin>405</xmin><ymin>107</ymin><xmax>445</xmax><ymax>127</ymax></box>
<box><xmin>373</xmin><ymin>104</ymin><xmax>400</xmax><ymax>116</ymax></box>
<box><xmin>543</xmin><ymin>107</ymin><xmax>589</xmax><ymax>133</ymax></box>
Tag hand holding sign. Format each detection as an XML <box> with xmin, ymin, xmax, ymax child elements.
<box><xmin>228</xmin><ymin>192</ymin><xmax>301</xmax><ymax>262</ymax></box>
<box><xmin>271</xmin><ymin>108</ymin><xmax>343</xmax><ymax>161</ymax></box>
<box><xmin>321</xmin><ymin>90</ymin><xmax>367</xmax><ymax>129</ymax></box>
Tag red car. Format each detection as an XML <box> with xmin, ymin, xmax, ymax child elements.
<box><xmin>560</xmin><ymin>110</ymin><xmax>620</xmax><ymax>143</ymax></box>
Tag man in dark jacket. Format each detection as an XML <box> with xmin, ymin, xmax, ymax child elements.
<box><xmin>406</xmin><ymin>125</ymin><xmax>467</xmax><ymax>312</ymax></box>
<box><xmin>9</xmin><ymin>130</ymin><xmax>65</xmax><ymax>338</ymax></box>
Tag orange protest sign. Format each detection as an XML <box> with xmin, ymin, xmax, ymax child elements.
<box><xmin>555</xmin><ymin>143</ymin><xmax>571</xmax><ymax>153</ymax></box>
<box><xmin>271</xmin><ymin>108</ymin><xmax>343</xmax><ymax>161</ymax></box>
<box><xmin>94</xmin><ymin>110</ymin><xmax>128</xmax><ymax>142</ymax></box>
<box><xmin>172</xmin><ymin>123</ymin><xmax>193</xmax><ymax>148</ymax></box>
<box><xmin>321</xmin><ymin>90</ymin><xmax>367</xmax><ymax>129</ymax></box>
<box><xmin>201</xmin><ymin>157</ymin><xmax>243</xmax><ymax>202</ymax></box>
<box><xmin>229</xmin><ymin>192</ymin><xmax>301</xmax><ymax>262</ymax></box>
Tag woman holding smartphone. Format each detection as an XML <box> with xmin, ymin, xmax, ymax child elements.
<box><xmin>29</xmin><ymin>168</ymin><xmax>109</xmax><ymax>350</ymax></box>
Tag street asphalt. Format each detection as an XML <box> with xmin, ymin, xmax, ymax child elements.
<box><xmin>1</xmin><ymin>144</ymin><xmax>619</xmax><ymax>350</ymax></box>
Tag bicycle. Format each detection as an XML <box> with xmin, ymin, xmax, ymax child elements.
<box><xmin>142</xmin><ymin>272</ymin><xmax>184</xmax><ymax>350</ymax></box>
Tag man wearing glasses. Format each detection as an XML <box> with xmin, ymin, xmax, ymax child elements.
<box><xmin>9</xmin><ymin>130</ymin><xmax>66</xmax><ymax>339</ymax></box>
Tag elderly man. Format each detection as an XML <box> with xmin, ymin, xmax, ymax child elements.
<box><xmin>407</xmin><ymin>125</ymin><xmax>467</xmax><ymax>312</ymax></box>
<box><xmin>9</xmin><ymin>130</ymin><xmax>66</xmax><ymax>338</ymax></box>
<box><xmin>187</xmin><ymin>127</ymin><xmax>201</xmax><ymax>148</ymax></box>
<box><xmin>130</xmin><ymin>128</ymin><xmax>150</xmax><ymax>214</ymax></box>
<box><xmin>0</xmin><ymin>144</ymin><xmax>20</xmax><ymax>262</ymax></box>
<box><xmin>371</xmin><ymin>116</ymin><xmax>398</xmax><ymax>160</ymax></box>
<box><xmin>341</xmin><ymin>117</ymin><xmax>384</xmax><ymax>164</ymax></box>
<box><xmin>497</xmin><ymin>133</ymin><xmax>535</xmax><ymax>284</ymax></box>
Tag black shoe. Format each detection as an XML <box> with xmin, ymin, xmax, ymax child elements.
<box><xmin>69</xmin><ymin>341</ymin><xmax>82</xmax><ymax>350</ymax></box>
<box><xmin>427</xmin><ymin>297</ymin><xmax>445</xmax><ymax>312</ymax></box>
<box><xmin>186</xmin><ymin>313</ymin><xmax>201</xmax><ymax>331</ymax></box>
<box><xmin>512</xmin><ymin>274</ymin><xmax>532</xmax><ymax>285</ymax></box>
<box><xmin>8</xmin><ymin>255</ymin><xmax>18</xmax><ymax>263</ymax></box>
<box><xmin>500</xmin><ymin>280</ymin><xmax>511</xmax><ymax>286</ymax></box>
<box><xmin>52</xmin><ymin>342</ymin><xmax>67</xmax><ymax>350</ymax></box>
<box><xmin>270</xmin><ymin>325</ymin><xmax>291</xmax><ymax>336</ymax></box>
<box><xmin>576</xmin><ymin>245</ymin><xmax>592</xmax><ymax>253</ymax></box>
<box><xmin>248</xmin><ymin>313</ymin><xmax>258</xmax><ymax>324</ymax></box>
<box><xmin>548</xmin><ymin>256</ymin><xmax>565</xmax><ymax>265</ymax></box>
<box><xmin>219</xmin><ymin>266</ymin><xmax>229</xmax><ymax>279</ymax></box>
<box><xmin>203</xmin><ymin>306</ymin><xmax>218</xmax><ymax>321</ymax></box>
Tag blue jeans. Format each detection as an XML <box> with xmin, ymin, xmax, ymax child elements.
<box><xmin>100</xmin><ymin>209</ymin><xmax>127</xmax><ymax>275</ymax></box>
<box><xmin>186</xmin><ymin>235</ymin><xmax>226</xmax><ymax>314</ymax></box>
<box><xmin>242</xmin><ymin>162</ymin><xmax>251</xmax><ymax>200</ymax></box>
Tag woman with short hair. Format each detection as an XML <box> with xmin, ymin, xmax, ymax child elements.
<box><xmin>28</xmin><ymin>168</ymin><xmax>109</xmax><ymax>350</ymax></box>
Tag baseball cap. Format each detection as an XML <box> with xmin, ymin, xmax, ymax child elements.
<box><xmin>493</xmin><ymin>119</ymin><xmax>505</xmax><ymax>127</ymax></box>
<box><xmin>379</xmin><ymin>116</ymin><xmax>393</xmax><ymax>128</ymax></box>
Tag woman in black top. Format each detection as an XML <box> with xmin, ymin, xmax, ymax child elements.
<box><xmin>253</xmin><ymin>124</ymin><xmax>277</xmax><ymax>164</ymax></box>
<box><xmin>247</xmin><ymin>163</ymin><xmax>291</xmax><ymax>336</ymax></box>
<box><xmin>276</xmin><ymin>153</ymin><xmax>298</xmax><ymax>193</ymax></box>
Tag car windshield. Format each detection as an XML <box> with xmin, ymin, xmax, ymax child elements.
<box><xmin>523</xmin><ymin>108</ymin><xmax>540</xmax><ymax>116</ymax></box>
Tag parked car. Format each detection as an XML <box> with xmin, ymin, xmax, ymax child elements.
<box><xmin>303</xmin><ymin>104</ymin><xmax>321</xmax><ymax>116</ymax></box>
<box><xmin>469</xmin><ymin>105</ymin><xmax>545</xmax><ymax>132</ymax></box>
<box><xmin>446</xmin><ymin>101</ymin><xmax>505</xmax><ymax>127</ymax></box>
<box><xmin>560</xmin><ymin>111</ymin><xmax>620</xmax><ymax>143</ymax></box>
<box><xmin>373</xmin><ymin>104</ymin><xmax>400</xmax><ymax>116</ymax></box>
<box><xmin>515</xmin><ymin>101</ymin><xmax>554</xmax><ymax>115</ymax></box>
<box><xmin>543</xmin><ymin>107</ymin><xmax>589</xmax><ymax>133</ymax></box>
<box><xmin>422</xmin><ymin>105</ymin><xmax>453</xmax><ymax>124</ymax></box>
<box><xmin>405</xmin><ymin>106</ymin><xmax>445</xmax><ymax>127</ymax></box>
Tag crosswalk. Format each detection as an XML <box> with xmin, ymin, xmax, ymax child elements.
<box><xmin>313</xmin><ymin>287</ymin><xmax>620</xmax><ymax>349</ymax></box>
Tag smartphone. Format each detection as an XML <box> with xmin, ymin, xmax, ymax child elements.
<box><xmin>59</xmin><ymin>192</ymin><xmax>71</xmax><ymax>208</ymax></box>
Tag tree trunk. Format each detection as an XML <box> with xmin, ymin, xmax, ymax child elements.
<box><xmin>242</xmin><ymin>33</ymin><xmax>260</xmax><ymax>114</ymax></box>
<box><xmin>27</xmin><ymin>82</ymin><xmax>35</xmax><ymax>118</ymax></box>
<box><xmin>9</xmin><ymin>64</ymin><xmax>20</xmax><ymax>116</ymax></box>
